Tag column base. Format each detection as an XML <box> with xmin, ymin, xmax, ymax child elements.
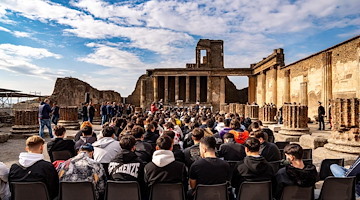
<box><xmin>313</xmin><ymin>147</ymin><xmax>359</xmax><ymax>166</ymax></box>
<box><xmin>277</xmin><ymin>127</ymin><xmax>311</xmax><ymax>142</ymax></box>
<box><xmin>58</xmin><ymin>120</ymin><xmax>80</xmax><ymax>130</ymax></box>
<box><xmin>262</xmin><ymin>121</ymin><xmax>277</xmax><ymax>125</ymax></box>
<box><xmin>10</xmin><ymin>125</ymin><xmax>39</xmax><ymax>134</ymax></box>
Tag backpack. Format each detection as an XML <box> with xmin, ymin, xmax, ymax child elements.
<box><xmin>228</xmin><ymin>130</ymin><xmax>249</xmax><ymax>144</ymax></box>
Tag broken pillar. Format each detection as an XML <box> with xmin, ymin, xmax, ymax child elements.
<box><xmin>235</xmin><ymin>104</ymin><xmax>246</xmax><ymax>117</ymax></box>
<box><xmin>245</xmin><ymin>105</ymin><xmax>259</xmax><ymax>120</ymax></box>
<box><xmin>229</xmin><ymin>103</ymin><xmax>237</xmax><ymax>114</ymax></box>
<box><xmin>259</xmin><ymin>105</ymin><xmax>277</xmax><ymax>125</ymax></box>
<box><xmin>92</xmin><ymin>104</ymin><xmax>101</xmax><ymax>125</ymax></box>
<box><xmin>10</xmin><ymin>110</ymin><xmax>39</xmax><ymax>135</ymax></box>
<box><xmin>58</xmin><ymin>106</ymin><xmax>80</xmax><ymax>130</ymax></box>
<box><xmin>277</xmin><ymin>104</ymin><xmax>310</xmax><ymax>142</ymax></box>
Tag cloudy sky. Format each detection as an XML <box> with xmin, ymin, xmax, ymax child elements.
<box><xmin>0</xmin><ymin>0</ymin><xmax>359</xmax><ymax>97</ymax></box>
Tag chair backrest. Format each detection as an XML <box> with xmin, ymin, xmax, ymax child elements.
<box><xmin>319</xmin><ymin>158</ymin><xmax>345</xmax><ymax>180</ymax></box>
<box><xmin>195</xmin><ymin>183</ymin><xmax>228</xmax><ymax>200</ymax></box>
<box><xmin>268</xmin><ymin>161</ymin><xmax>281</xmax><ymax>174</ymax></box>
<box><xmin>275</xmin><ymin>141</ymin><xmax>290</xmax><ymax>149</ymax></box>
<box><xmin>303</xmin><ymin>159</ymin><xmax>313</xmax><ymax>166</ymax></box>
<box><xmin>280</xmin><ymin>186</ymin><xmax>314</xmax><ymax>200</ymax></box>
<box><xmin>227</xmin><ymin>161</ymin><xmax>239</xmax><ymax>180</ymax></box>
<box><xmin>60</xmin><ymin>181</ymin><xmax>95</xmax><ymax>200</ymax></box>
<box><xmin>279</xmin><ymin>149</ymin><xmax>285</xmax><ymax>160</ymax></box>
<box><xmin>52</xmin><ymin>150</ymin><xmax>72</xmax><ymax>161</ymax></box>
<box><xmin>237</xmin><ymin>181</ymin><xmax>272</xmax><ymax>200</ymax></box>
<box><xmin>106</xmin><ymin>181</ymin><xmax>141</xmax><ymax>200</ymax></box>
<box><xmin>151</xmin><ymin>183</ymin><xmax>184</xmax><ymax>200</ymax></box>
<box><xmin>302</xmin><ymin>149</ymin><xmax>312</xmax><ymax>159</ymax></box>
<box><xmin>318</xmin><ymin>177</ymin><xmax>356</xmax><ymax>200</ymax></box>
<box><xmin>11</xmin><ymin>182</ymin><xmax>49</xmax><ymax>200</ymax></box>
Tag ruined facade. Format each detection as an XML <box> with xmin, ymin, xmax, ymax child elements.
<box><xmin>50</xmin><ymin>77</ymin><xmax>122</xmax><ymax>107</ymax></box>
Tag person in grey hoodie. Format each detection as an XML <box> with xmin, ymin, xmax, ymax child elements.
<box><xmin>93</xmin><ymin>126</ymin><xmax>121</xmax><ymax>164</ymax></box>
<box><xmin>0</xmin><ymin>162</ymin><xmax>10</xmax><ymax>200</ymax></box>
<box><xmin>144</xmin><ymin>135</ymin><xmax>188</xmax><ymax>192</ymax></box>
<box><xmin>9</xmin><ymin>136</ymin><xmax>59</xmax><ymax>200</ymax></box>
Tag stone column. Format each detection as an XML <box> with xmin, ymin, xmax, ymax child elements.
<box><xmin>11</xmin><ymin>110</ymin><xmax>39</xmax><ymax>135</ymax></box>
<box><xmin>196</xmin><ymin>76</ymin><xmax>201</xmax><ymax>102</ymax></box>
<box><xmin>220</xmin><ymin>76</ymin><xmax>225</xmax><ymax>104</ymax></box>
<box><xmin>58</xmin><ymin>106</ymin><xmax>80</xmax><ymax>130</ymax></box>
<box><xmin>245</xmin><ymin>105</ymin><xmax>259</xmax><ymax>120</ymax></box>
<box><xmin>207</xmin><ymin>76</ymin><xmax>212</xmax><ymax>103</ymax></box>
<box><xmin>92</xmin><ymin>104</ymin><xmax>101</xmax><ymax>125</ymax></box>
<box><xmin>235</xmin><ymin>104</ymin><xmax>246</xmax><ymax>116</ymax></box>
<box><xmin>284</xmin><ymin>70</ymin><xmax>291</xmax><ymax>103</ymax></box>
<box><xmin>261</xmin><ymin>71</ymin><xmax>266</xmax><ymax>105</ymax></box>
<box><xmin>322</xmin><ymin>52</ymin><xmax>332</xmax><ymax>121</ymax></box>
<box><xmin>229</xmin><ymin>103</ymin><xmax>236</xmax><ymax>114</ymax></box>
<box><xmin>278</xmin><ymin>104</ymin><xmax>310</xmax><ymax>142</ymax></box>
<box><xmin>271</xmin><ymin>66</ymin><xmax>278</xmax><ymax>105</ymax></box>
<box><xmin>175</xmin><ymin>76</ymin><xmax>179</xmax><ymax>101</ymax></box>
<box><xmin>164</xmin><ymin>76</ymin><xmax>169</xmax><ymax>104</ymax></box>
<box><xmin>153</xmin><ymin>76</ymin><xmax>158</xmax><ymax>102</ymax></box>
<box><xmin>186</xmin><ymin>76</ymin><xmax>190</xmax><ymax>103</ymax></box>
<box><xmin>140</xmin><ymin>79</ymin><xmax>146</xmax><ymax>108</ymax></box>
<box><xmin>259</xmin><ymin>105</ymin><xmax>277</xmax><ymax>125</ymax></box>
<box><xmin>300</xmin><ymin>82</ymin><xmax>308</xmax><ymax>105</ymax></box>
<box><xmin>248</xmin><ymin>76</ymin><xmax>256</xmax><ymax>103</ymax></box>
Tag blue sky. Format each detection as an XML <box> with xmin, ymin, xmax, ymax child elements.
<box><xmin>0</xmin><ymin>0</ymin><xmax>359</xmax><ymax>97</ymax></box>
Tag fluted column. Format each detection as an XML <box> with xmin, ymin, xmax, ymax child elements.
<box><xmin>186</xmin><ymin>76</ymin><xmax>190</xmax><ymax>103</ymax></box>
<box><xmin>153</xmin><ymin>76</ymin><xmax>158</xmax><ymax>102</ymax></box>
<box><xmin>175</xmin><ymin>76</ymin><xmax>179</xmax><ymax>101</ymax></box>
<box><xmin>11</xmin><ymin>110</ymin><xmax>39</xmax><ymax>134</ymax></box>
<box><xmin>196</xmin><ymin>76</ymin><xmax>201</xmax><ymax>102</ymax></box>
<box><xmin>164</xmin><ymin>76</ymin><xmax>168</xmax><ymax>104</ymax></box>
<box><xmin>248</xmin><ymin>76</ymin><xmax>256</xmax><ymax>103</ymax></box>
<box><xmin>207</xmin><ymin>76</ymin><xmax>212</xmax><ymax>103</ymax></box>
<box><xmin>284</xmin><ymin>70</ymin><xmax>290</xmax><ymax>103</ymax></box>
<box><xmin>220</xmin><ymin>76</ymin><xmax>225</xmax><ymax>104</ymax></box>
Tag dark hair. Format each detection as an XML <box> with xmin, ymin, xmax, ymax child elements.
<box><xmin>224</xmin><ymin>118</ymin><xmax>231</xmax><ymax>127</ymax></box>
<box><xmin>184</xmin><ymin>116</ymin><xmax>191</xmax><ymax>124</ymax></box>
<box><xmin>131</xmin><ymin>126</ymin><xmax>145</xmax><ymax>138</ymax></box>
<box><xmin>191</xmin><ymin>128</ymin><xmax>204</xmax><ymax>141</ymax></box>
<box><xmin>54</xmin><ymin>125</ymin><xmax>66</xmax><ymax>136</ymax></box>
<box><xmin>244</xmin><ymin>137</ymin><xmax>260</xmax><ymax>152</ymax></box>
<box><xmin>81</xmin><ymin>126</ymin><xmax>93</xmax><ymax>136</ymax></box>
<box><xmin>256</xmin><ymin>120</ymin><xmax>263</xmax><ymax>126</ymax></box>
<box><xmin>201</xmin><ymin>116</ymin><xmax>207</xmax><ymax>122</ymax></box>
<box><xmin>199</xmin><ymin>136</ymin><xmax>216</xmax><ymax>151</ymax></box>
<box><xmin>120</xmin><ymin>135</ymin><xmax>136</xmax><ymax>150</ymax></box>
<box><xmin>284</xmin><ymin>143</ymin><xmax>303</xmax><ymax>160</ymax></box>
<box><xmin>163</xmin><ymin>131</ymin><xmax>175</xmax><ymax>140</ymax></box>
<box><xmin>230</xmin><ymin>119</ymin><xmax>241</xmax><ymax>130</ymax></box>
<box><xmin>223</xmin><ymin>133</ymin><xmax>234</xmax><ymax>139</ymax></box>
<box><xmin>147</xmin><ymin>123</ymin><xmax>155</xmax><ymax>131</ymax></box>
<box><xmin>250</xmin><ymin>122</ymin><xmax>260</xmax><ymax>130</ymax></box>
<box><xmin>156</xmin><ymin>135</ymin><xmax>172</xmax><ymax>150</ymax></box>
<box><xmin>206</xmin><ymin>119</ymin><xmax>215</xmax><ymax>128</ymax></box>
<box><xmin>103</xmin><ymin>126</ymin><xmax>115</xmax><ymax>137</ymax></box>
<box><xmin>164</xmin><ymin>122</ymin><xmax>174</xmax><ymax>129</ymax></box>
<box><xmin>80</xmin><ymin>143</ymin><xmax>94</xmax><ymax>152</ymax></box>
<box><xmin>254</xmin><ymin>130</ymin><xmax>266</xmax><ymax>140</ymax></box>
<box><xmin>218</xmin><ymin>116</ymin><xmax>224</xmax><ymax>122</ymax></box>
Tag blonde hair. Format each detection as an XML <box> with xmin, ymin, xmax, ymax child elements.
<box><xmin>26</xmin><ymin>136</ymin><xmax>45</xmax><ymax>149</ymax></box>
<box><xmin>80</xmin><ymin>121</ymin><xmax>93</xmax><ymax>129</ymax></box>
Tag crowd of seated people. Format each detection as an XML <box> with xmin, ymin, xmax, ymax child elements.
<box><xmin>0</xmin><ymin>107</ymin><xmax>359</xmax><ymax>200</ymax></box>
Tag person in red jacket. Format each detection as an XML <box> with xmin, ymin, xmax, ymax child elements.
<box><xmin>150</xmin><ymin>102</ymin><xmax>158</xmax><ymax>114</ymax></box>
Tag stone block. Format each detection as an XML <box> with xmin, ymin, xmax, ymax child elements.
<box><xmin>313</xmin><ymin>147</ymin><xmax>359</xmax><ymax>166</ymax></box>
<box><xmin>299</xmin><ymin>134</ymin><xmax>328</xmax><ymax>149</ymax></box>
<box><xmin>0</xmin><ymin>133</ymin><xmax>9</xmax><ymax>143</ymax></box>
<box><xmin>274</xmin><ymin>132</ymin><xmax>301</xmax><ymax>142</ymax></box>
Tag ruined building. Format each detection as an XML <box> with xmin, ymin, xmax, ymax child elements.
<box><xmin>129</xmin><ymin>35</ymin><xmax>360</xmax><ymax>119</ymax></box>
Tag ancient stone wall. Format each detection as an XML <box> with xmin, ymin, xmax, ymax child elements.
<box><xmin>50</xmin><ymin>77</ymin><xmax>121</xmax><ymax>107</ymax></box>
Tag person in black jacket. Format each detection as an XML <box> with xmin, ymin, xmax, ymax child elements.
<box><xmin>143</xmin><ymin>123</ymin><xmax>159</xmax><ymax>145</ymax></box>
<box><xmin>144</xmin><ymin>136</ymin><xmax>188</xmax><ymax>193</ymax></box>
<box><xmin>231</xmin><ymin>137</ymin><xmax>274</xmax><ymax>195</ymax></box>
<box><xmin>254</xmin><ymin>130</ymin><xmax>281</xmax><ymax>162</ymax></box>
<box><xmin>88</xmin><ymin>101</ymin><xmax>96</xmax><ymax>123</ymax></box>
<box><xmin>51</xmin><ymin>101</ymin><xmax>60</xmax><ymax>125</ymax></box>
<box><xmin>38</xmin><ymin>99</ymin><xmax>54</xmax><ymax>138</ymax></box>
<box><xmin>131</xmin><ymin>126</ymin><xmax>154</xmax><ymax>163</ymax></box>
<box><xmin>47</xmin><ymin>125</ymin><xmax>75</xmax><ymax>162</ymax></box>
<box><xmin>9</xmin><ymin>136</ymin><xmax>59</xmax><ymax>200</ymax></box>
<box><xmin>82</xmin><ymin>102</ymin><xmax>89</xmax><ymax>122</ymax></box>
<box><xmin>318</xmin><ymin>101</ymin><xmax>326</xmax><ymax>130</ymax></box>
<box><xmin>218</xmin><ymin>133</ymin><xmax>246</xmax><ymax>161</ymax></box>
<box><xmin>183</xmin><ymin>128</ymin><xmax>204</xmax><ymax>167</ymax></box>
<box><xmin>108</xmin><ymin>135</ymin><xmax>145</xmax><ymax>196</ymax></box>
<box><xmin>274</xmin><ymin>143</ymin><xmax>317</xmax><ymax>199</ymax></box>
<box><xmin>74</xmin><ymin>126</ymin><xmax>97</xmax><ymax>151</ymax></box>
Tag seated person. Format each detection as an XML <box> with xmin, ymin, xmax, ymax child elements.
<box><xmin>58</xmin><ymin>143</ymin><xmax>106</xmax><ymax>200</ymax></box>
<box><xmin>218</xmin><ymin>133</ymin><xmax>246</xmax><ymax>161</ymax></box>
<box><xmin>74</xmin><ymin>121</ymin><xmax>97</xmax><ymax>141</ymax></box>
<box><xmin>189</xmin><ymin>136</ymin><xmax>230</xmax><ymax>199</ymax></box>
<box><xmin>108</xmin><ymin>135</ymin><xmax>145</xmax><ymax>196</ymax></box>
<box><xmin>257</xmin><ymin>120</ymin><xmax>275</xmax><ymax>143</ymax></box>
<box><xmin>143</xmin><ymin>123</ymin><xmax>160</xmax><ymax>144</ymax></box>
<box><xmin>163</xmin><ymin>131</ymin><xmax>185</xmax><ymax>163</ymax></box>
<box><xmin>9</xmin><ymin>136</ymin><xmax>59</xmax><ymax>200</ymax></box>
<box><xmin>93</xmin><ymin>126</ymin><xmax>121</xmax><ymax>164</ymax></box>
<box><xmin>331</xmin><ymin>156</ymin><xmax>360</xmax><ymax>196</ymax></box>
<box><xmin>47</xmin><ymin>125</ymin><xmax>75</xmax><ymax>162</ymax></box>
<box><xmin>275</xmin><ymin>143</ymin><xmax>317</xmax><ymax>199</ymax></box>
<box><xmin>184</xmin><ymin>128</ymin><xmax>204</xmax><ymax>167</ymax></box>
<box><xmin>131</xmin><ymin>126</ymin><xmax>154</xmax><ymax>163</ymax></box>
<box><xmin>228</xmin><ymin>119</ymin><xmax>249</xmax><ymax>144</ymax></box>
<box><xmin>74</xmin><ymin>126</ymin><xmax>97</xmax><ymax>151</ymax></box>
<box><xmin>254</xmin><ymin>130</ymin><xmax>281</xmax><ymax>162</ymax></box>
<box><xmin>144</xmin><ymin>136</ymin><xmax>187</xmax><ymax>193</ymax></box>
<box><xmin>0</xmin><ymin>162</ymin><xmax>10</xmax><ymax>200</ymax></box>
<box><xmin>232</xmin><ymin>137</ymin><xmax>274</xmax><ymax>195</ymax></box>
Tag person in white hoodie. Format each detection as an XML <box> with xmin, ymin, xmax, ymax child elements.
<box><xmin>9</xmin><ymin>136</ymin><xmax>59</xmax><ymax>200</ymax></box>
<box><xmin>0</xmin><ymin>162</ymin><xmax>10</xmax><ymax>200</ymax></box>
<box><xmin>93</xmin><ymin>126</ymin><xmax>121</xmax><ymax>164</ymax></box>
<box><xmin>144</xmin><ymin>135</ymin><xmax>187</xmax><ymax>192</ymax></box>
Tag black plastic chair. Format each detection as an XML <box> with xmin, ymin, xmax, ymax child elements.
<box><xmin>52</xmin><ymin>150</ymin><xmax>72</xmax><ymax>161</ymax></box>
<box><xmin>60</xmin><ymin>181</ymin><xmax>96</xmax><ymax>200</ymax></box>
<box><xmin>280</xmin><ymin>149</ymin><xmax>285</xmax><ymax>160</ymax></box>
<box><xmin>237</xmin><ymin>181</ymin><xmax>272</xmax><ymax>200</ymax></box>
<box><xmin>11</xmin><ymin>182</ymin><xmax>49</xmax><ymax>200</ymax></box>
<box><xmin>317</xmin><ymin>177</ymin><xmax>356</xmax><ymax>200</ymax></box>
<box><xmin>106</xmin><ymin>181</ymin><xmax>141</xmax><ymax>200</ymax></box>
<box><xmin>319</xmin><ymin>158</ymin><xmax>345</xmax><ymax>180</ymax></box>
<box><xmin>281</xmin><ymin>186</ymin><xmax>314</xmax><ymax>200</ymax></box>
<box><xmin>275</xmin><ymin>141</ymin><xmax>290</xmax><ymax>149</ymax></box>
<box><xmin>151</xmin><ymin>183</ymin><xmax>185</xmax><ymax>200</ymax></box>
<box><xmin>269</xmin><ymin>160</ymin><xmax>281</xmax><ymax>174</ymax></box>
<box><xmin>303</xmin><ymin>159</ymin><xmax>313</xmax><ymax>165</ymax></box>
<box><xmin>302</xmin><ymin>149</ymin><xmax>313</xmax><ymax>159</ymax></box>
<box><xmin>194</xmin><ymin>183</ymin><xmax>229</xmax><ymax>200</ymax></box>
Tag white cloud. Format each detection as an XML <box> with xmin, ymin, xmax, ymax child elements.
<box><xmin>0</xmin><ymin>26</ymin><xmax>31</xmax><ymax>38</ymax></box>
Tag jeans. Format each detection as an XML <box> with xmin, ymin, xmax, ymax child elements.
<box><xmin>318</xmin><ymin>115</ymin><xmax>325</xmax><ymax>130</ymax></box>
<box><xmin>89</xmin><ymin>116</ymin><xmax>94</xmax><ymax>123</ymax></box>
<box><xmin>101</xmin><ymin>115</ymin><xmax>107</xmax><ymax>125</ymax></box>
<box><xmin>330</xmin><ymin>164</ymin><xmax>347</xmax><ymax>177</ymax></box>
<box><xmin>51</xmin><ymin>115</ymin><xmax>59</xmax><ymax>125</ymax></box>
<box><xmin>83</xmin><ymin>116</ymin><xmax>88</xmax><ymax>122</ymax></box>
<box><xmin>39</xmin><ymin>118</ymin><xmax>53</xmax><ymax>138</ymax></box>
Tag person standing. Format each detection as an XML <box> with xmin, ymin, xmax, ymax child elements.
<box><xmin>100</xmin><ymin>102</ymin><xmax>107</xmax><ymax>125</ymax></box>
<box><xmin>82</xmin><ymin>102</ymin><xmax>89</xmax><ymax>122</ymax></box>
<box><xmin>88</xmin><ymin>101</ymin><xmax>95</xmax><ymax>123</ymax></box>
<box><xmin>318</xmin><ymin>101</ymin><xmax>325</xmax><ymax>130</ymax></box>
<box><xmin>51</xmin><ymin>101</ymin><xmax>60</xmax><ymax>125</ymax></box>
<box><xmin>38</xmin><ymin>99</ymin><xmax>54</xmax><ymax>138</ymax></box>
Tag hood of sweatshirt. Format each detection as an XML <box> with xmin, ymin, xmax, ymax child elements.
<box><xmin>113</xmin><ymin>149</ymin><xmax>139</xmax><ymax>163</ymax></box>
<box><xmin>243</xmin><ymin>156</ymin><xmax>269</xmax><ymax>174</ymax></box>
<box><xmin>152</xmin><ymin>150</ymin><xmax>175</xmax><ymax>167</ymax></box>
<box><xmin>92</xmin><ymin>137</ymin><xmax>116</xmax><ymax>148</ymax></box>
<box><xmin>286</xmin><ymin>164</ymin><xmax>318</xmax><ymax>187</ymax></box>
<box><xmin>19</xmin><ymin>152</ymin><xmax>44</xmax><ymax>168</ymax></box>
